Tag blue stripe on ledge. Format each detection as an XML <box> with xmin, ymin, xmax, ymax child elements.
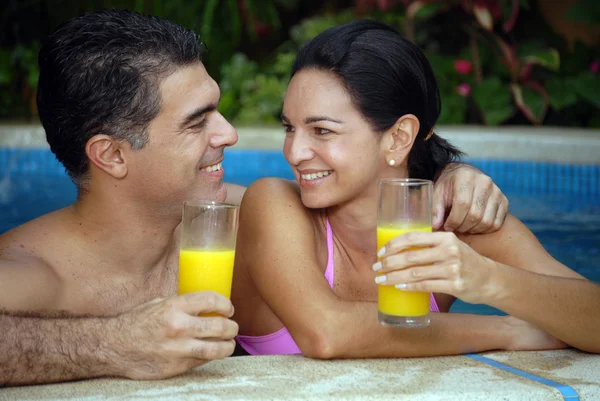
<box><xmin>467</xmin><ymin>354</ymin><xmax>580</xmax><ymax>400</ymax></box>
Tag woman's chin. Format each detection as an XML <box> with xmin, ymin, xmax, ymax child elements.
<box><xmin>300</xmin><ymin>193</ymin><xmax>333</xmax><ymax>210</ymax></box>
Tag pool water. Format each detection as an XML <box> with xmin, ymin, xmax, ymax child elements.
<box><xmin>1</xmin><ymin>149</ymin><xmax>598</xmax><ymax>315</ymax></box>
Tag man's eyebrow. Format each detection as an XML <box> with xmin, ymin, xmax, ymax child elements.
<box><xmin>179</xmin><ymin>103</ymin><xmax>217</xmax><ymax>129</ymax></box>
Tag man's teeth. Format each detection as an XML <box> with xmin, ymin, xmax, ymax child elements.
<box><xmin>301</xmin><ymin>170</ymin><xmax>333</xmax><ymax>181</ymax></box>
<box><xmin>200</xmin><ymin>162</ymin><xmax>222</xmax><ymax>172</ymax></box>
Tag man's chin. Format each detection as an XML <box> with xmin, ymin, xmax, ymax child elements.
<box><xmin>217</xmin><ymin>183</ymin><xmax>228</xmax><ymax>202</ymax></box>
<box><xmin>194</xmin><ymin>183</ymin><xmax>227</xmax><ymax>203</ymax></box>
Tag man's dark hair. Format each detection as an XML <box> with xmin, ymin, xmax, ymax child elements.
<box><xmin>292</xmin><ymin>20</ymin><xmax>463</xmax><ymax>180</ymax></box>
<box><xmin>37</xmin><ymin>9</ymin><xmax>203</xmax><ymax>187</ymax></box>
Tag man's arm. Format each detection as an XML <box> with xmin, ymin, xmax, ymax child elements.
<box><xmin>433</xmin><ymin>163</ymin><xmax>509</xmax><ymax>234</ymax></box>
<box><xmin>1</xmin><ymin>311</ymin><xmax>115</xmax><ymax>385</ymax></box>
<box><xmin>0</xmin><ymin>255</ymin><xmax>238</xmax><ymax>386</ymax></box>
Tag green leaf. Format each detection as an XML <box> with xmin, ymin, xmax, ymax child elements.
<box><xmin>438</xmin><ymin>92</ymin><xmax>467</xmax><ymax>124</ymax></box>
<box><xmin>520</xmin><ymin>85</ymin><xmax>547</xmax><ymax>124</ymax></box>
<box><xmin>574</xmin><ymin>71</ymin><xmax>600</xmax><ymax>108</ymax></box>
<box><xmin>273</xmin><ymin>52</ymin><xmax>295</xmax><ymax>77</ymax></box>
<box><xmin>218</xmin><ymin>91</ymin><xmax>239</xmax><ymax>120</ymax></box>
<box><xmin>472</xmin><ymin>78</ymin><xmax>516</xmax><ymax>125</ymax></box>
<box><xmin>484</xmin><ymin>107</ymin><xmax>517</xmax><ymax>126</ymax></box>
<box><xmin>520</xmin><ymin>48</ymin><xmax>560</xmax><ymax>71</ymax></box>
<box><xmin>236</xmin><ymin>74</ymin><xmax>287</xmax><ymax>124</ymax></box>
<box><xmin>290</xmin><ymin>12</ymin><xmax>354</xmax><ymax>46</ymax></box>
<box><xmin>519</xmin><ymin>0</ymin><xmax>531</xmax><ymax>10</ymax></box>
<box><xmin>134</xmin><ymin>0</ymin><xmax>144</xmax><ymax>13</ymax></box>
<box><xmin>565</xmin><ymin>0</ymin><xmax>600</xmax><ymax>24</ymax></box>
<box><xmin>589</xmin><ymin>113</ymin><xmax>600</xmax><ymax>128</ymax></box>
<box><xmin>201</xmin><ymin>0</ymin><xmax>220</xmax><ymax>46</ymax></box>
<box><xmin>0</xmin><ymin>50</ymin><xmax>14</xmax><ymax>85</ymax></box>
<box><xmin>27</xmin><ymin>69</ymin><xmax>39</xmax><ymax>88</ymax></box>
<box><xmin>225</xmin><ymin>0</ymin><xmax>242</xmax><ymax>46</ymax></box>
<box><xmin>220</xmin><ymin>53</ymin><xmax>259</xmax><ymax>93</ymax></box>
<box><xmin>413</xmin><ymin>2</ymin><xmax>447</xmax><ymax>20</ymax></box>
<box><xmin>545</xmin><ymin>78</ymin><xmax>578</xmax><ymax>110</ymax></box>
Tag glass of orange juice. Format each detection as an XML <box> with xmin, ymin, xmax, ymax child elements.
<box><xmin>178</xmin><ymin>201</ymin><xmax>239</xmax><ymax>309</ymax></box>
<box><xmin>377</xmin><ymin>178</ymin><xmax>432</xmax><ymax>327</ymax></box>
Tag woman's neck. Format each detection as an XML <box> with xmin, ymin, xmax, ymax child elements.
<box><xmin>326</xmin><ymin>186</ymin><xmax>379</xmax><ymax>265</ymax></box>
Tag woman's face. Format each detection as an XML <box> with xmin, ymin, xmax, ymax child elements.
<box><xmin>282</xmin><ymin>69</ymin><xmax>386</xmax><ymax>209</ymax></box>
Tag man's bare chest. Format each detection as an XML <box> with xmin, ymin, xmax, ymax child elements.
<box><xmin>55</xmin><ymin>259</ymin><xmax>179</xmax><ymax>316</ymax></box>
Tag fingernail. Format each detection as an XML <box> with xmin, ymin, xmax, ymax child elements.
<box><xmin>375</xmin><ymin>275</ymin><xmax>387</xmax><ymax>284</ymax></box>
<box><xmin>377</xmin><ymin>246</ymin><xmax>386</xmax><ymax>258</ymax></box>
<box><xmin>372</xmin><ymin>261</ymin><xmax>382</xmax><ymax>271</ymax></box>
<box><xmin>395</xmin><ymin>283</ymin><xmax>407</xmax><ymax>289</ymax></box>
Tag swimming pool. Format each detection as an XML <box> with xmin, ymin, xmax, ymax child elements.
<box><xmin>1</xmin><ymin>148</ymin><xmax>599</xmax><ymax>315</ymax></box>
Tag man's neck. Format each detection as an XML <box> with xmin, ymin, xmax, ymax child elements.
<box><xmin>67</xmin><ymin>191</ymin><xmax>181</xmax><ymax>276</ymax></box>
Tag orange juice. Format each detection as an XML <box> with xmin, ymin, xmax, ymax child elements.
<box><xmin>377</xmin><ymin>226</ymin><xmax>431</xmax><ymax>317</ymax></box>
<box><xmin>178</xmin><ymin>249</ymin><xmax>235</xmax><ymax>298</ymax></box>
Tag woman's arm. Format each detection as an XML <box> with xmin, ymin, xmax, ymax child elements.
<box><xmin>376</xmin><ymin>215</ymin><xmax>600</xmax><ymax>353</ymax></box>
<box><xmin>471</xmin><ymin>216</ymin><xmax>600</xmax><ymax>352</ymax></box>
<box><xmin>234</xmin><ymin>179</ymin><xmax>557</xmax><ymax>359</ymax></box>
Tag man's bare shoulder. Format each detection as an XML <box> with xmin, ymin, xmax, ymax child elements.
<box><xmin>0</xmin><ymin>210</ymin><xmax>70</xmax><ymax>312</ymax></box>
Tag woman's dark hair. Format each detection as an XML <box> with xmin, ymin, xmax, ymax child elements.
<box><xmin>290</xmin><ymin>20</ymin><xmax>463</xmax><ymax>180</ymax></box>
<box><xmin>37</xmin><ymin>9</ymin><xmax>203</xmax><ymax>187</ymax></box>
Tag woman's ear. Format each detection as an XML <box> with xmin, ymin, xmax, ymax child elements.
<box><xmin>382</xmin><ymin>114</ymin><xmax>420</xmax><ymax>167</ymax></box>
<box><xmin>86</xmin><ymin>134</ymin><xmax>128</xmax><ymax>179</ymax></box>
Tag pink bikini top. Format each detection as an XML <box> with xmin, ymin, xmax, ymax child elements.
<box><xmin>236</xmin><ymin>218</ymin><xmax>440</xmax><ymax>355</ymax></box>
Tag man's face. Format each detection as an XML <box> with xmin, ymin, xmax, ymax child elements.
<box><xmin>124</xmin><ymin>62</ymin><xmax>238</xmax><ymax>215</ymax></box>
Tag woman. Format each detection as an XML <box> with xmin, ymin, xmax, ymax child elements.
<box><xmin>232</xmin><ymin>20</ymin><xmax>600</xmax><ymax>358</ymax></box>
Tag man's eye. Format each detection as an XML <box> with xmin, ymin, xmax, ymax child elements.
<box><xmin>282</xmin><ymin>124</ymin><xmax>294</xmax><ymax>134</ymax></box>
<box><xmin>191</xmin><ymin>119</ymin><xmax>207</xmax><ymax>130</ymax></box>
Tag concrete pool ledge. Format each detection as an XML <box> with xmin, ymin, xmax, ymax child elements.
<box><xmin>2</xmin><ymin>350</ymin><xmax>598</xmax><ymax>400</ymax></box>
<box><xmin>1</xmin><ymin>124</ymin><xmax>599</xmax><ymax>164</ymax></box>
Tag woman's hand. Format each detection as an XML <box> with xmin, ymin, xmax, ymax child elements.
<box><xmin>373</xmin><ymin>231</ymin><xmax>499</xmax><ymax>304</ymax></box>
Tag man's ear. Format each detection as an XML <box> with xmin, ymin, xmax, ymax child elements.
<box><xmin>85</xmin><ymin>134</ymin><xmax>128</xmax><ymax>179</ymax></box>
<box><xmin>382</xmin><ymin>114</ymin><xmax>420</xmax><ymax>166</ymax></box>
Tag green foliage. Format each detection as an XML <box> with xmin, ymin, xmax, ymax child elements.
<box><xmin>473</xmin><ymin>78</ymin><xmax>516</xmax><ymax>126</ymax></box>
<box><xmin>0</xmin><ymin>0</ymin><xmax>598</xmax><ymax>128</ymax></box>
<box><xmin>565</xmin><ymin>0</ymin><xmax>600</xmax><ymax>25</ymax></box>
<box><xmin>0</xmin><ymin>0</ymin><xmax>294</xmax><ymax>119</ymax></box>
<box><xmin>289</xmin><ymin>11</ymin><xmax>355</xmax><ymax>45</ymax></box>
<box><xmin>574</xmin><ymin>72</ymin><xmax>600</xmax><ymax>108</ymax></box>
<box><xmin>546</xmin><ymin>78</ymin><xmax>578</xmax><ymax>111</ymax></box>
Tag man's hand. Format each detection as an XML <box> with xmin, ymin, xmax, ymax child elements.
<box><xmin>1</xmin><ymin>291</ymin><xmax>238</xmax><ymax>386</ymax></box>
<box><xmin>433</xmin><ymin>163</ymin><xmax>509</xmax><ymax>234</ymax></box>
<box><xmin>109</xmin><ymin>291</ymin><xmax>238</xmax><ymax>380</ymax></box>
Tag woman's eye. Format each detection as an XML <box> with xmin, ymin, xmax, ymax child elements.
<box><xmin>315</xmin><ymin>128</ymin><xmax>332</xmax><ymax>135</ymax></box>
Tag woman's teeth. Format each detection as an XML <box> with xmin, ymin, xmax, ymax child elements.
<box><xmin>301</xmin><ymin>170</ymin><xmax>333</xmax><ymax>181</ymax></box>
<box><xmin>200</xmin><ymin>162</ymin><xmax>222</xmax><ymax>172</ymax></box>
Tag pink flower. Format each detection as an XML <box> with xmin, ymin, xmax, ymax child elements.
<box><xmin>454</xmin><ymin>59</ymin><xmax>473</xmax><ymax>75</ymax></box>
<box><xmin>590</xmin><ymin>60</ymin><xmax>600</xmax><ymax>75</ymax></box>
<box><xmin>456</xmin><ymin>83</ymin><xmax>471</xmax><ymax>97</ymax></box>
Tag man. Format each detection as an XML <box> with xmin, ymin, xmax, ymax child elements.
<box><xmin>0</xmin><ymin>10</ymin><xmax>508</xmax><ymax>386</ymax></box>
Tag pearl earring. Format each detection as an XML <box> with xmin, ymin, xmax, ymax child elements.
<box><xmin>388</xmin><ymin>159</ymin><xmax>396</xmax><ymax>166</ymax></box>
